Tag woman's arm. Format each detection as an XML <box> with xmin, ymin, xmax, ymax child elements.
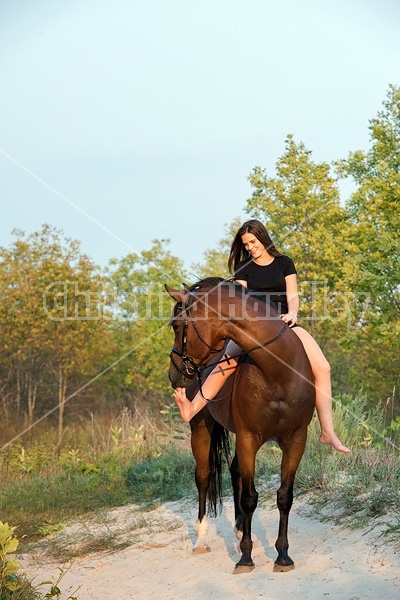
<box><xmin>236</xmin><ymin>279</ymin><xmax>248</xmax><ymax>288</ymax></box>
<box><xmin>282</xmin><ymin>273</ymin><xmax>299</xmax><ymax>326</ymax></box>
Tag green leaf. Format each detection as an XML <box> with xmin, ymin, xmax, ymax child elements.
<box><xmin>4</xmin><ymin>538</ymin><xmax>19</xmax><ymax>553</ymax></box>
<box><xmin>4</xmin><ymin>558</ymin><xmax>20</xmax><ymax>576</ymax></box>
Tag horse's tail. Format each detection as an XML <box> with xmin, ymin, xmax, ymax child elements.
<box><xmin>207</xmin><ymin>421</ymin><xmax>231</xmax><ymax>517</ymax></box>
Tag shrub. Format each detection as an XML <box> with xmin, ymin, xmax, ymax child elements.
<box><xmin>127</xmin><ymin>447</ymin><xmax>197</xmax><ymax>504</ymax></box>
<box><xmin>0</xmin><ymin>521</ymin><xmax>78</xmax><ymax>599</ymax></box>
<box><xmin>0</xmin><ymin>463</ymin><xmax>130</xmax><ymax>542</ymax></box>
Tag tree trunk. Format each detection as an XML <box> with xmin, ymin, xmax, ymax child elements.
<box><xmin>0</xmin><ymin>386</ymin><xmax>10</xmax><ymax>426</ymax></box>
<box><xmin>56</xmin><ymin>363</ymin><xmax>67</xmax><ymax>454</ymax></box>
<box><xmin>16</xmin><ymin>364</ymin><xmax>21</xmax><ymax>417</ymax></box>
<box><xmin>27</xmin><ymin>379</ymin><xmax>38</xmax><ymax>429</ymax></box>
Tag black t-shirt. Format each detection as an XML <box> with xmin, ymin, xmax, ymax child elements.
<box><xmin>234</xmin><ymin>255</ymin><xmax>297</xmax><ymax>314</ymax></box>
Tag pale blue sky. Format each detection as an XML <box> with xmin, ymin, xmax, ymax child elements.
<box><xmin>0</xmin><ymin>0</ymin><xmax>399</xmax><ymax>273</ymax></box>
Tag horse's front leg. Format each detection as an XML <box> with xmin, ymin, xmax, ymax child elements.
<box><xmin>274</xmin><ymin>428</ymin><xmax>307</xmax><ymax>572</ymax></box>
<box><xmin>230</xmin><ymin>452</ymin><xmax>243</xmax><ymax>539</ymax></box>
<box><xmin>190</xmin><ymin>415</ymin><xmax>212</xmax><ymax>554</ymax></box>
<box><xmin>234</xmin><ymin>435</ymin><xmax>259</xmax><ymax>574</ymax></box>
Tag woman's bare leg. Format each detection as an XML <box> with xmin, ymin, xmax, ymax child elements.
<box><xmin>292</xmin><ymin>327</ymin><xmax>350</xmax><ymax>453</ymax></box>
<box><xmin>174</xmin><ymin>341</ymin><xmax>241</xmax><ymax>422</ymax></box>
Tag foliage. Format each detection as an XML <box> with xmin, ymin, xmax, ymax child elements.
<box><xmin>0</xmin><ymin>521</ymin><xmax>22</xmax><ymax>595</ymax></box>
<box><xmin>337</xmin><ymin>84</ymin><xmax>400</xmax><ymax>318</ymax></box>
<box><xmin>0</xmin><ymin>408</ymin><xmax>188</xmax><ymax>543</ymax></box>
<box><xmin>240</xmin><ymin>89</ymin><xmax>399</xmax><ymax>402</ymax></box>
<box><xmin>335</xmin><ymin>84</ymin><xmax>400</xmax><ymax>399</ymax></box>
<box><xmin>0</xmin><ymin>465</ymin><xmax>130</xmax><ymax>542</ymax></box>
<box><xmin>126</xmin><ymin>447</ymin><xmax>198</xmax><ymax>504</ymax></box>
<box><xmin>247</xmin><ymin>135</ymin><xmax>351</xmax><ymax>285</ymax></box>
<box><xmin>0</xmin><ymin>224</ymin><xmax>112</xmax><ymax>448</ymax></box>
<box><xmin>308</xmin><ymin>447</ymin><xmax>400</xmax><ymax>533</ymax></box>
<box><xmin>0</xmin><ymin>231</ymin><xmax>187</xmax><ymax>452</ymax></box>
<box><xmin>242</xmin><ymin>137</ymin><xmax>361</xmax><ymax>397</ymax></box>
<box><xmin>254</xmin><ymin>394</ymin><xmax>400</xmax><ymax>544</ymax></box>
<box><xmin>294</xmin><ymin>392</ymin><xmax>400</xmax><ymax>535</ymax></box>
<box><xmin>0</xmin><ymin>390</ymin><xmax>399</xmax><ymax>565</ymax></box>
<box><xmin>104</xmin><ymin>239</ymin><xmax>188</xmax><ymax>408</ymax></box>
<box><xmin>0</xmin><ymin>87</ymin><xmax>398</xmax><ymax>455</ymax></box>
<box><xmin>0</xmin><ymin>521</ymin><xmax>78</xmax><ymax>599</ymax></box>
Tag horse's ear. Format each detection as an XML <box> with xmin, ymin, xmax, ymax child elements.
<box><xmin>182</xmin><ymin>283</ymin><xmax>191</xmax><ymax>293</ymax></box>
<box><xmin>165</xmin><ymin>284</ymin><xmax>188</xmax><ymax>303</ymax></box>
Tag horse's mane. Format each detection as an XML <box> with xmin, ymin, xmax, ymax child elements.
<box><xmin>169</xmin><ymin>277</ymin><xmax>228</xmax><ymax>324</ymax></box>
<box><xmin>188</xmin><ymin>277</ymin><xmax>226</xmax><ymax>291</ymax></box>
<box><xmin>170</xmin><ymin>277</ymin><xmax>245</xmax><ymax>323</ymax></box>
<box><xmin>188</xmin><ymin>276</ymin><xmax>276</xmax><ymax>314</ymax></box>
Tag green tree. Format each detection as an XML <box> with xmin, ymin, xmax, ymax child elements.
<box><xmin>246</xmin><ymin>135</ymin><xmax>354</xmax><ymax>342</ymax></box>
<box><xmin>106</xmin><ymin>239</ymin><xmax>188</xmax><ymax>411</ymax></box>
<box><xmin>247</xmin><ymin>135</ymin><xmax>352</xmax><ymax>281</ymax></box>
<box><xmin>0</xmin><ymin>225</ymin><xmax>112</xmax><ymax>448</ymax></box>
<box><xmin>336</xmin><ymin>85</ymin><xmax>400</xmax><ymax>401</ymax></box>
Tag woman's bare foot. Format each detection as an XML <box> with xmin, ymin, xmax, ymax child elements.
<box><xmin>173</xmin><ymin>387</ymin><xmax>202</xmax><ymax>422</ymax></box>
<box><xmin>319</xmin><ymin>432</ymin><xmax>350</xmax><ymax>453</ymax></box>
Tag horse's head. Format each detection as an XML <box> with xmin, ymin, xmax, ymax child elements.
<box><xmin>165</xmin><ymin>278</ymin><xmax>227</xmax><ymax>388</ymax></box>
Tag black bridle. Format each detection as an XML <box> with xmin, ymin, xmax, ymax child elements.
<box><xmin>170</xmin><ymin>291</ymin><xmax>225</xmax><ymax>379</ymax></box>
<box><xmin>170</xmin><ymin>290</ymin><xmax>290</xmax><ymax>397</ymax></box>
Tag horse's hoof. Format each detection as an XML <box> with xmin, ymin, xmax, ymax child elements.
<box><xmin>273</xmin><ymin>562</ymin><xmax>295</xmax><ymax>572</ymax></box>
<box><xmin>193</xmin><ymin>545</ymin><xmax>211</xmax><ymax>555</ymax></box>
<box><xmin>233</xmin><ymin>564</ymin><xmax>255</xmax><ymax>575</ymax></box>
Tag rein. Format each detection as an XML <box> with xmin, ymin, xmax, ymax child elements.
<box><xmin>170</xmin><ymin>288</ymin><xmax>290</xmax><ymax>400</ymax></box>
<box><xmin>194</xmin><ymin>322</ymin><xmax>289</xmax><ymax>402</ymax></box>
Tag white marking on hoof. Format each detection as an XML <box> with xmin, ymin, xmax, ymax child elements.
<box><xmin>194</xmin><ymin>516</ymin><xmax>210</xmax><ymax>553</ymax></box>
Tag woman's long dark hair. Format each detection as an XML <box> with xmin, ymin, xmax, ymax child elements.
<box><xmin>228</xmin><ymin>219</ymin><xmax>281</xmax><ymax>273</ymax></box>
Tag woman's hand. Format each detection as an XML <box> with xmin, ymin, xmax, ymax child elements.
<box><xmin>280</xmin><ymin>311</ymin><xmax>297</xmax><ymax>327</ymax></box>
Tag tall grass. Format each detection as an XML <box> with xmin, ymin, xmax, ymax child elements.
<box><xmin>0</xmin><ymin>392</ymin><xmax>399</xmax><ymax>554</ymax></box>
<box><xmin>296</xmin><ymin>392</ymin><xmax>400</xmax><ymax>537</ymax></box>
<box><xmin>126</xmin><ymin>447</ymin><xmax>196</xmax><ymax>505</ymax></box>
<box><xmin>0</xmin><ymin>405</ymin><xmax>190</xmax><ymax>543</ymax></box>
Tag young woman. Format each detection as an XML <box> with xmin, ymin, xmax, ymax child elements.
<box><xmin>174</xmin><ymin>219</ymin><xmax>350</xmax><ymax>453</ymax></box>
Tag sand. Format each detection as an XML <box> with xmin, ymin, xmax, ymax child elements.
<box><xmin>19</xmin><ymin>497</ymin><xmax>400</xmax><ymax>599</ymax></box>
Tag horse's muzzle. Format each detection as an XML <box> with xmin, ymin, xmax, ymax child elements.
<box><xmin>168</xmin><ymin>365</ymin><xmax>192</xmax><ymax>389</ymax></box>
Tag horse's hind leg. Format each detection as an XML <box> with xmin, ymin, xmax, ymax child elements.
<box><xmin>190</xmin><ymin>418</ymin><xmax>212</xmax><ymax>554</ymax></box>
<box><xmin>274</xmin><ymin>428</ymin><xmax>307</xmax><ymax>572</ymax></box>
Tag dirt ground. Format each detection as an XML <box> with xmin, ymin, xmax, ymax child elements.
<box><xmin>19</xmin><ymin>497</ymin><xmax>400</xmax><ymax>599</ymax></box>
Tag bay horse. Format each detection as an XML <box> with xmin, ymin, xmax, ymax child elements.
<box><xmin>166</xmin><ymin>277</ymin><xmax>315</xmax><ymax>573</ymax></box>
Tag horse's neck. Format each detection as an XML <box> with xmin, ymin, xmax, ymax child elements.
<box><xmin>215</xmin><ymin>296</ymin><xmax>280</xmax><ymax>353</ymax></box>
<box><xmin>224</xmin><ymin>319</ymin><xmax>276</xmax><ymax>351</ymax></box>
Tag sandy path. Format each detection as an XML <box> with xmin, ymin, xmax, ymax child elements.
<box><xmin>19</xmin><ymin>498</ymin><xmax>399</xmax><ymax>599</ymax></box>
